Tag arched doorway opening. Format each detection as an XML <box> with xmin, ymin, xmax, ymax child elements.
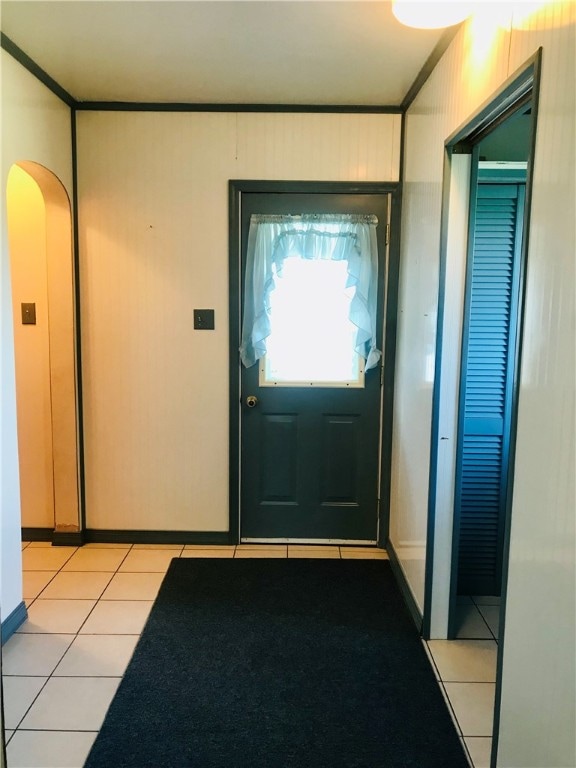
<box><xmin>6</xmin><ymin>161</ymin><xmax>80</xmax><ymax>540</ymax></box>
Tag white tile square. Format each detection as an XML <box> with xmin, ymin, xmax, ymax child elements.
<box><xmin>118</xmin><ymin>549</ymin><xmax>180</xmax><ymax>572</ymax></box>
<box><xmin>54</xmin><ymin>634</ymin><xmax>139</xmax><ymax>676</ymax></box>
<box><xmin>454</xmin><ymin>604</ymin><xmax>494</xmax><ymax>640</ymax></box>
<box><xmin>288</xmin><ymin>546</ymin><xmax>340</xmax><ymax>558</ymax></box>
<box><xmin>437</xmin><ymin>682</ymin><xmax>462</xmax><ymax>735</ymax></box>
<box><xmin>464</xmin><ymin>737</ymin><xmax>492</xmax><ymax>768</ymax></box>
<box><xmin>235</xmin><ymin>547</ymin><xmax>287</xmax><ymax>558</ymax></box>
<box><xmin>472</xmin><ymin>596</ymin><xmax>501</xmax><ymax>606</ymax></box>
<box><xmin>427</xmin><ymin>640</ymin><xmax>497</xmax><ymax>682</ymax></box>
<box><xmin>457</xmin><ymin>595</ymin><xmax>474</xmax><ymax>605</ymax></box>
<box><xmin>62</xmin><ymin>548</ymin><xmax>129</xmax><ymax>572</ymax></box>
<box><xmin>421</xmin><ymin>639</ymin><xmax>440</xmax><ymax>680</ymax></box>
<box><xmin>101</xmin><ymin>571</ymin><xmax>165</xmax><ymax>600</ymax></box>
<box><xmin>340</xmin><ymin>548</ymin><xmax>388</xmax><ymax>559</ymax></box>
<box><xmin>477</xmin><ymin>605</ymin><xmax>500</xmax><ymax>639</ymax></box>
<box><xmin>7</xmin><ymin>730</ymin><xmax>97</xmax><ymax>768</ymax></box>
<box><xmin>17</xmin><ymin>599</ymin><xmax>96</xmax><ymax>634</ymax></box>
<box><xmin>3</xmin><ymin>676</ymin><xmax>47</xmax><ymax>729</ymax></box>
<box><xmin>38</xmin><ymin>571</ymin><xmax>113</xmax><ymax>600</ymax></box>
<box><xmin>341</xmin><ymin>546</ymin><xmax>382</xmax><ymax>551</ymax></box>
<box><xmin>5</xmin><ymin>730</ymin><xmax>14</xmax><ymax>743</ymax></box>
<box><xmin>21</xmin><ymin>547</ymin><xmax>77</xmax><ymax>572</ymax></box>
<box><xmin>3</xmin><ymin>634</ymin><xmax>74</xmax><ymax>676</ymax></box>
<box><xmin>22</xmin><ymin>571</ymin><xmax>58</xmax><ymax>600</ymax></box>
<box><xmin>80</xmin><ymin>600</ymin><xmax>153</xmax><ymax>634</ymax></box>
<box><xmin>20</xmin><ymin>676</ymin><xmax>121</xmax><ymax>731</ymax></box>
<box><xmin>443</xmin><ymin>683</ymin><xmax>496</xmax><ymax>737</ymax></box>
<box><xmin>180</xmin><ymin>548</ymin><xmax>235</xmax><ymax>558</ymax></box>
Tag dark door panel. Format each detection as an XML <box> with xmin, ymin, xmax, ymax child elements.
<box><xmin>240</xmin><ymin>192</ymin><xmax>388</xmax><ymax>541</ymax></box>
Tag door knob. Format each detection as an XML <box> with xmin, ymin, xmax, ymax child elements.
<box><xmin>246</xmin><ymin>395</ymin><xmax>259</xmax><ymax>408</ymax></box>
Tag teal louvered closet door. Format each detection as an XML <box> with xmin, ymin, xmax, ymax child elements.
<box><xmin>455</xmin><ymin>181</ymin><xmax>525</xmax><ymax>596</ymax></box>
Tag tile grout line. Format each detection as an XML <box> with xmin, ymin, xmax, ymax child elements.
<box><xmin>438</xmin><ymin>680</ymin><xmax>464</xmax><ymax>737</ymax></box>
<box><xmin>71</xmin><ymin>546</ymin><xmax>134</xmax><ymax>635</ymax></box>
<box><xmin>423</xmin><ymin>639</ymin><xmax>494</xmax><ymax>766</ymax></box>
<box><xmin>422</xmin><ymin>639</ymin><xmax>442</xmax><ymax>681</ymax></box>
<box><xmin>13</xmin><ymin>546</ymin><xmax>86</xmax><ymax>732</ymax></box>
<box><xmin>459</xmin><ymin>735</ymin><xmax>475</xmax><ymax>768</ymax></box>
<box><xmin>470</xmin><ymin>597</ymin><xmax>499</xmax><ymax>642</ymax></box>
<box><xmin>12</xmin><ymin>544</ymin><xmax>139</xmax><ymax>741</ymax></box>
<box><xmin>23</xmin><ymin>543</ymin><xmax>84</xmax><ymax>607</ymax></box>
<box><xmin>439</xmin><ymin>679</ymin><xmax>497</xmax><ymax>685</ymax></box>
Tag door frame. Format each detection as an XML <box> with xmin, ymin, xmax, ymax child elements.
<box><xmin>228</xmin><ymin>180</ymin><xmax>402</xmax><ymax>546</ymax></box>
<box><xmin>424</xmin><ymin>52</ymin><xmax>541</xmax><ymax>638</ymax></box>
<box><xmin>421</xmin><ymin>50</ymin><xmax>542</xmax><ymax>768</ymax></box>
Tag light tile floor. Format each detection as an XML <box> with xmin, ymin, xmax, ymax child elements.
<box><xmin>454</xmin><ymin>596</ymin><xmax>500</xmax><ymax>642</ymax></box>
<box><xmin>4</xmin><ymin>542</ymin><xmax>490</xmax><ymax>767</ymax></box>
<box><xmin>425</xmin><ymin>594</ymin><xmax>499</xmax><ymax>768</ymax></box>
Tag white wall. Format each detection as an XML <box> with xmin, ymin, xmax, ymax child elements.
<box><xmin>389</xmin><ymin>10</ymin><xmax>513</xmax><ymax>615</ymax></box>
<box><xmin>496</xmin><ymin>5</ymin><xmax>575</xmax><ymax>766</ymax></box>
<box><xmin>0</xmin><ymin>50</ymin><xmax>72</xmax><ymax>621</ymax></box>
<box><xmin>391</xmin><ymin>4</ymin><xmax>575</xmax><ymax>766</ymax></box>
<box><xmin>77</xmin><ymin>111</ymin><xmax>400</xmax><ymax>532</ymax></box>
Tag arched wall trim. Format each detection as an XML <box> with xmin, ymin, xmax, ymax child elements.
<box><xmin>6</xmin><ymin>161</ymin><xmax>80</xmax><ymax>538</ymax></box>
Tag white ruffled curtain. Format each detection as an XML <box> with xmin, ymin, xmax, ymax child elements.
<box><xmin>240</xmin><ymin>214</ymin><xmax>381</xmax><ymax>370</ymax></box>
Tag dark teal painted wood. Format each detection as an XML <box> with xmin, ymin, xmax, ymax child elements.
<box><xmin>52</xmin><ymin>531</ymin><xmax>84</xmax><ymax>546</ymax></box>
<box><xmin>83</xmin><ymin>530</ymin><xmax>234</xmax><ymax>545</ymax></box>
<box><xmin>21</xmin><ymin>527</ymin><xmax>52</xmax><ymax>541</ymax></box>
<box><xmin>71</xmin><ymin>108</ymin><xmax>87</xmax><ymax>534</ymax></box>
<box><xmin>1</xmin><ymin>33</ymin><xmax>76</xmax><ymax>106</ymax></box>
<box><xmin>229</xmin><ymin>181</ymin><xmax>400</xmax><ymax>546</ymax></box>
<box><xmin>455</xmin><ymin>182</ymin><xmax>525</xmax><ymax>596</ymax></box>
<box><xmin>77</xmin><ymin>102</ymin><xmax>400</xmax><ymax>114</ymax></box>
<box><xmin>1</xmin><ymin>601</ymin><xmax>28</xmax><ymax>645</ymax></box>
<box><xmin>240</xmin><ymin>193</ymin><xmax>388</xmax><ymax>541</ymax></box>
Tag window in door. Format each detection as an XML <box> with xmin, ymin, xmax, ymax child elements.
<box><xmin>261</xmin><ymin>257</ymin><xmax>364</xmax><ymax>386</ymax></box>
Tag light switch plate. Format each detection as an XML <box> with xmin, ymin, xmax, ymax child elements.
<box><xmin>21</xmin><ymin>303</ymin><xmax>36</xmax><ymax>325</ymax></box>
<box><xmin>194</xmin><ymin>309</ymin><xmax>215</xmax><ymax>330</ymax></box>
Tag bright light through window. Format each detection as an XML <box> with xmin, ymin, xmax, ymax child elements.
<box><xmin>260</xmin><ymin>256</ymin><xmax>364</xmax><ymax>387</ymax></box>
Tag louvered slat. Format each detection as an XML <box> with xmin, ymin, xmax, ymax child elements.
<box><xmin>456</xmin><ymin>183</ymin><xmax>523</xmax><ymax>596</ymax></box>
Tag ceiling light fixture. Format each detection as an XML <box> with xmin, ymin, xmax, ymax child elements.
<box><xmin>392</xmin><ymin>0</ymin><xmax>473</xmax><ymax>30</ymax></box>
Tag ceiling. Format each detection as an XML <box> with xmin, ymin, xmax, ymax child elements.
<box><xmin>0</xmin><ymin>1</ymin><xmax>447</xmax><ymax>106</ymax></box>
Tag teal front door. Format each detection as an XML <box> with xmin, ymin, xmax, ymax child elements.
<box><xmin>239</xmin><ymin>193</ymin><xmax>389</xmax><ymax>542</ymax></box>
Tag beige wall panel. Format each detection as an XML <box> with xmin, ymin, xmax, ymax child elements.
<box><xmin>236</xmin><ymin>113</ymin><xmax>401</xmax><ymax>181</ymax></box>
<box><xmin>7</xmin><ymin>168</ymin><xmax>55</xmax><ymax>529</ymax></box>
<box><xmin>1</xmin><ymin>53</ymin><xmax>73</xmax><ymax>191</ymax></box>
<box><xmin>77</xmin><ymin>111</ymin><xmax>399</xmax><ymax>532</ymax></box>
<box><xmin>390</xmin><ymin>20</ymin><xmax>510</xmax><ymax>611</ymax></box>
<box><xmin>39</xmin><ymin>170</ymin><xmax>79</xmax><ymax>531</ymax></box>
<box><xmin>497</xmin><ymin>4</ymin><xmax>576</xmax><ymax>767</ymax></box>
<box><xmin>8</xmin><ymin>161</ymin><xmax>80</xmax><ymax>533</ymax></box>
<box><xmin>393</xmin><ymin>5</ymin><xmax>575</xmax><ymax>767</ymax></box>
<box><xmin>1</xmin><ymin>49</ymin><xmax>73</xmax><ymax>620</ymax></box>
